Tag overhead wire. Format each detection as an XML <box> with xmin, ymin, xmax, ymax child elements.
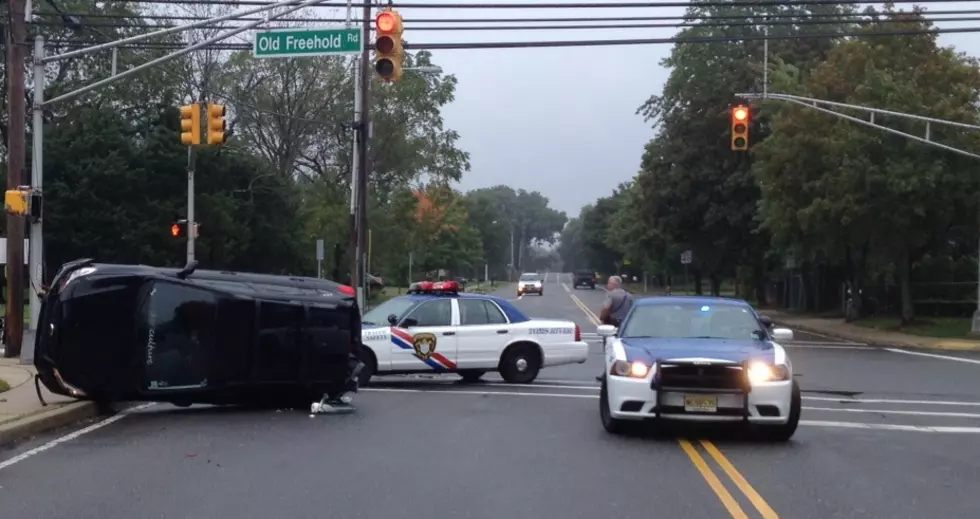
<box><xmin>41</xmin><ymin>24</ymin><xmax>980</xmax><ymax>52</ymax></box>
<box><xmin>31</xmin><ymin>15</ymin><xmax>980</xmax><ymax>33</ymax></box>
<box><xmin>97</xmin><ymin>0</ymin><xmax>980</xmax><ymax>8</ymax></box>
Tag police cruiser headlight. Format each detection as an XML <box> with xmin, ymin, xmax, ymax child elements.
<box><xmin>612</xmin><ymin>360</ymin><xmax>651</xmax><ymax>379</ymax></box>
<box><xmin>747</xmin><ymin>361</ymin><xmax>790</xmax><ymax>384</ymax></box>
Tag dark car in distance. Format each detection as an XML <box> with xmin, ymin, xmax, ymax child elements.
<box><xmin>573</xmin><ymin>269</ymin><xmax>596</xmax><ymax>289</ymax></box>
<box><xmin>33</xmin><ymin>258</ymin><xmax>364</xmax><ymax>411</ymax></box>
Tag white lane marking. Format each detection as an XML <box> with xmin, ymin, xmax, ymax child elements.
<box><xmin>562</xmin><ymin>283</ymin><xmax>571</xmax><ymax>293</ymax></box>
<box><xmin>783</xmin><ymin>328</ymin><xmax>862</xmax><ymax>344</ymax></box>
<box><xmin>884</xmin><ymin>348</ymin><xmax>980</xmax><ymax>365</ymax></box>
<box><xmin>783</xmin><ymin>344</ymin><xmax>873</xmax><ymax>350</ymax></box>
<box><xmin>0</xmin><ymin>403</ymin><xmax>156</xmax><ymax>472</ymax></box>
<box><xmin>803</xmin><ymin>396</ymin><xmax>980</xmax><ymax>406</ymax></box>
<box><xmin>800</xmin><ymin>420</ymin><xmax>980</xmax><ymax>434</ymax></box>
<box><xmin>804</xmin><ymin>406</ymin><xmax>980</xmax><ymax>419</ymax></box>
<box><xmin>362</xmin><ymin>387</ymin><xmax>598</xmax><ymax>399</ymax></box>
<box><xmin>785</xmin><ymin>340</ymin><xmax>868</xmax><ymax>346</ymax></box>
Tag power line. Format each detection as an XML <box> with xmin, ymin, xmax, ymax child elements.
<box><xmin>45</xmin><ymin>9</ymin><xmax>980</xmax><ymax>24</ymax></box>
<box><xmin>44</xmin><ymin>24</ymin><xmax>980</xmax><ymax>52</ymax></box>
<box><xmin>102</xmin><ymin>0</ymin><xmax>980</xmax><ymax>9</ymax></box>
<box><xmin>32</xmin><ymin>15</ymin><xmax>980</xmax><ymax>33</ymax></box>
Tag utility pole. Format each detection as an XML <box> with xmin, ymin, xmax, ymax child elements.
<box><xmin>186</xmin><ymin>143</ymin><xmax>196</xmax><ymax>263</ymax></box>
<box><xmin>4</xmin><ymin>0</ymin><xmax>27</xmax><ymax>358</ymax></box>
<box><xmin>354</xmin><ymin>0</ymin><xmax>371</xmax><ymax>309</ymax></box>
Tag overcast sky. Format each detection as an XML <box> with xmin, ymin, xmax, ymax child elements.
<box><xmin>317</xmin><ymin>1</ymin><xmax>980</xmax><ymax>219</ymax></box>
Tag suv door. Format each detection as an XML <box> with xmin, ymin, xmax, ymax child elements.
<box><xmin>455</xmin><ymin>298</ymin><xmax>510</xmax><ymax>368</ymax></box>
<box><xmin>391</xmin><ymin>299</ymin><xmax>458</xmax><ymax>371</ymax></box>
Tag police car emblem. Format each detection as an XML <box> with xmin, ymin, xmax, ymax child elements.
<box><xmin>412</xmin><ymin>332</ymin><xmax>438</xmax><ymax>360</ymax></box>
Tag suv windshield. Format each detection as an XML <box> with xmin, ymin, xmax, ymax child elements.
<box><xmin>519</xmin><ymin>274</ymin><xmax>540</xmax><ymax>281</ymax></box>
<box><xmin>620</xmin><ymin>302</ymin><xmax>765</xmax><ymax>341</ymax></box>
<box><xmin>362</xmin><ymin>297</ymin><xmax>419</xmax><ymax>326</ymax></box>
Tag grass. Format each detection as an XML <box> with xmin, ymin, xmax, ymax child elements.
<box><xmin>0</xmin><ymin>379</ymin><xmax>10</xmax><ymax>393</ymax></box>
<box><xmin>852</xmin><ymin>316</ymin><xmax>972</xmax><ymax>338</ymax></box>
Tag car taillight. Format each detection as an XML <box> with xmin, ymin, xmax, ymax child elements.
<box><xmin>339</xmin><ymin>285</ymin><xmax>355</xmax><ymax>296</ymax></box>
<box><xmin>575</xmin><ymin>324</ymin><xmax>581</xmax><ymax>342</ymax></box>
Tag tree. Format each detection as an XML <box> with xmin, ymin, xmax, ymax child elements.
<box><xmin>753</xmin><ymin>7</ymin><xmax>980</xmax><ymax>322</ymax></box>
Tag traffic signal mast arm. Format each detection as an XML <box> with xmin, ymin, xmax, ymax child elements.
<box><xmin>735</xmin><ymin>92</ymin><xmax>980</xmax><ymax>160</ymax></box>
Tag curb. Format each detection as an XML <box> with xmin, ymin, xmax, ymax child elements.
<box><xmin>0</xmin><ymin>401</ymin><xmax>99</xmax><ymax>448</ymax></box>
<box><xmin>770</xmin><ymin>316</ymin><xmax>980</xmax><ymax>352</ymax></box>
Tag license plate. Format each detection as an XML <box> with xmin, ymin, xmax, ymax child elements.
<box><xmin>684</xmin><ymin>395</ymin><xmax>718</xmax><ymax>413</ymax></box>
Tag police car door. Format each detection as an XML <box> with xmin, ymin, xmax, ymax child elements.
<box><xmin>391</xmin><ymin>298</ymin><xmax>459</xmax><ymax>371</ymax></box>
<box><xmin>455</xmin><ymin>298</ymin><xmax>509</xmax><ymax>368</ymax></box>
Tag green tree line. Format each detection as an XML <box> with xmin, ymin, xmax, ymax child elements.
<box><xmin>559</xmin><ymin>4</ymin><xmax>980</xmax><ymax>323</ymax></box>
<box><xmin>0</xmin><ymin>1</ymin><xmax>567</xmax><ymax>287</ymax></box>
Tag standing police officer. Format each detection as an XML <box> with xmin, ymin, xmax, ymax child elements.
<box><xmin>597</xmin><ymin>275</ymin><xmax>634</xmax><ymax>381</ymax></box>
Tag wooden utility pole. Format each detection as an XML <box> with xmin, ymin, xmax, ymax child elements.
<box><xmin>4</xmin><ymin>0</ymin><xmax>27</xmax><ymax>358</ymax></box>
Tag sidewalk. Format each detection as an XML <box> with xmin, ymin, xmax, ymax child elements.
<box><xmin>0</xmin><ymin>358</ymin><xmax>98</xmax><ymax>447</ymax></box>
<box><xmin>762</xmin><ymin>310</ymin><xmax>980</xmax><ymax>351</ymax></box>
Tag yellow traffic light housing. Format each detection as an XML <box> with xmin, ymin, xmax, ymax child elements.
<box><xmin>4</xmin><ymin>189</ymin><xmax>29</xmax><ymax>216</ymax></box>
<box><xmin>206</xmin><ymin>103</ymin><xmax>226</xmax><ymax>145</ymax></box>
<box><xmin>180</xmin><ymin>104</ymin><xmax>201</xmax><ymax>146</ymax></box>
<box><xmin>731</xmin><ymin>105</ymin><xmax>750</xmax><ymax>151</ymax></box>
<box><xmin>374</xmin><ymin>8</ymin><xmax>404</xmax><ymax>82</ymax></box>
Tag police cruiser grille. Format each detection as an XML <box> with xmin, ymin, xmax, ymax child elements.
<box><xmin>656</xmin><ymin>363</ymin><xmax>746</xmax><ymax>391</ymax></box>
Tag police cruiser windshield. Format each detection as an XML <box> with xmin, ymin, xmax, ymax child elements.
<box><xmin>362</xmin><ymin>297</ymin><xmax>418</xmax><ymax>326</ymax></box>
<box><xmin>620</xmin><ymin>303</ymin><xmax>765</xmax><ymax>341</ymax></box>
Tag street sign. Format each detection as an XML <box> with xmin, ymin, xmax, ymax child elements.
<box><xmin>253</xmin><ymin>27</ymin><xmax>363</xmax><ymax>59</ymax></box>
<box><xmin>316</xmin><ymin>239</ymin><xmax>325</xmax><ymax>261</ymax></box>
<box><xmin>681</xmin><ymin>250</ymin><xmax>693</xmax><ymax>265</ymax></box>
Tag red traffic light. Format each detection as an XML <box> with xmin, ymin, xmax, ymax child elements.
<box><xmin>171</xmin><ymin>223</ymin><xmax>181</xmax><ymax>237</ymax></box>
<box><xmin>733</xmin><ymin>106</ymin><xmax>748</xmax><ymax>121</ymax></box>
<box><xmin>376</xmin><ymin>12</ymin><xmax>396</xmax><ymax>33</ymax></box>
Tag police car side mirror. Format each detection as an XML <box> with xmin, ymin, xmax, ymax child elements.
<box><xmin>387</xmin><ymin>313</ymin><xmax>398</xmax><ymax>325</ymax></box>
<box><xmin>596</xmin><ymin>324</ymin><xmax>617</xmax><ymax>337</ymax></box>
<box><xmin>402</xmin><ymin>317</ymin><xmax>419</xmax><ymax>328</ymax></box>
<box><xmin>771</xmin><ymin>328</ymin><xmax>794</xmax><ymax>341</ymax></box>
<box><xmin>759</xmin><ymin>315</ymin><xmax>774</xmax><ymax>329</ymax></box>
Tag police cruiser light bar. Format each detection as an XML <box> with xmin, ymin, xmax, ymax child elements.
<box><xmin>407</xmin><ymin>280</ymin><xmax>460</xmax><ymax>295</ymax></box>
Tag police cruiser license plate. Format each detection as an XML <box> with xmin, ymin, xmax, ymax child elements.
<box><xmin>684</xmin><ymin>395</ymin><xmax>718</xmax><ymax>413</ymax></box>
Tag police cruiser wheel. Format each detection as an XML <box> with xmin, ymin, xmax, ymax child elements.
<box><xmin>756</xmin><ymin>380</ymin><xmax>802</xmax><ymax>442</ymax></box>
<box><xmin>599</xmin><ymin>379</ymin><xmax>634</xmax><ymax>435</ymax></box>
<box><xmin>499</xmin><ymin>344</ymin><xmax>541</xmax><ymax>384</ymax></box>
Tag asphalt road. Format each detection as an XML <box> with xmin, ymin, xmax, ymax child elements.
<box><xmin>3</xmin><ymin>272</ymin><xmax>980</xmax><ymax>518</ymax></box>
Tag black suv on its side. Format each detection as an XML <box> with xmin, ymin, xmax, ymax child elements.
<box><xmin>573</xmin><ymin>269</ymin><xmax>596</xmax><ymax>289</ymax></box>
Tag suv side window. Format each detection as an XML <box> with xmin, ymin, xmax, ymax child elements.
<box><xmin>403</xmin><ymin>299</ymin><xmax>452</xmax><ymax>327</ymax></box>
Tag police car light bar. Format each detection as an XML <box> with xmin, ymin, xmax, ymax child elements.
<box><xmin>408</xmin><ymin>280</ymin><xmax>460</xmax><ymax>295</ymax></box>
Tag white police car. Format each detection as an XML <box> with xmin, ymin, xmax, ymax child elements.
<box><xmin>356</xmin><ymin>281</ymin><xmax>588</xmax><ymax>385</ymax></box>
<box><xmin>597</xmin><ymin>296</ymin><xmax>801</xmax><ymax>441</ymax></box>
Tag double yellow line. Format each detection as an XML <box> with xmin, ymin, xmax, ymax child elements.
<box><xmin>565</xmin><ymin>285</ymin><xmax>779</xmax><ymax>519</ymax></box>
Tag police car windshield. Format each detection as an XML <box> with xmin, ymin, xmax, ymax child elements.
<box><xmin>362</xmin><ymin>297</ymin><xmax>418</xmax><ymax>325</ymax></box>
<box><xmin>620</xmin><ymin>303</ymin><xmax>765</xmax><ymax>341</ymax></box>
<box><xmin>519</xmin><ymin>274</ymin><xmax>540</xmax><ymax>281</ymax></box>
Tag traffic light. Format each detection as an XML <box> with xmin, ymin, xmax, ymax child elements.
<box><xmin>4</xmin><ymin>189</ymin><xmax>29</xmax><ymax>216</ymax></box>
<box><xmin>374</xmin><ymin>7</ymin><xmax>404</xmax><ymax>82</ymax></box>
<box><xmin>206</xmin><ymin>103</ymin><xmax>226</xmax><ymax>145</ymax></box>
<box><xmin>731</xmin><ymin>104</ymin><xmax>750</xmax><ymax>151</ymax></box>
<box><xmin>169</xmin><ymin>220</ymin><xmax>199</xmax><ymax>238</ymax></box>
<box><xmin>180</xmin><ymin>104</ymin><xmax>201</xmax><ymax>146</ymax></box>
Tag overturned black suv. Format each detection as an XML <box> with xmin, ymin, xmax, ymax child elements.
<box><xmin>33</xmin><ymin>258</ymin><xmax>364</xmax><ymax>411</ymax></box>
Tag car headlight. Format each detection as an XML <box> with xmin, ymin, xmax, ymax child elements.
<box><xmin>747</xmin><ymin>361</ymin><xmax>790</xmax><ymax>384</ymax></box>
<box><xmin>611</xmin><ymin>360</ymin><xmax>651</xmax><ymax>378</ymax></box>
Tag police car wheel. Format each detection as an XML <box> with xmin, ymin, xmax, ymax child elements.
<box><xmin>458</xmin><ymin>369</ymin><xmax>486</xmax><ymax>383</ymax></box>
<box><xmin>599</xmin><ymin>381</ymin><xmax>633</xmax><ymax>435</ymax></box>
<box><xmin>756</xmin><ymin>380</ymin><xmax>801</xmax><ymax>442</ymax></box>
<box><xmin>499</xmin><ymin>344</ymin><xmax>541</xmax><ymax>384</ymax></box>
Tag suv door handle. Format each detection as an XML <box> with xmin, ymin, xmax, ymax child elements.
<box><xmin>442</xmin><ymin>331</ymin><xmax>456</xmax><ymax>336</ymax></box>
<box><xmin>496</xmin><ymin>330</ymin><xmax>508</xmax><ymax>334</ymax></box>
